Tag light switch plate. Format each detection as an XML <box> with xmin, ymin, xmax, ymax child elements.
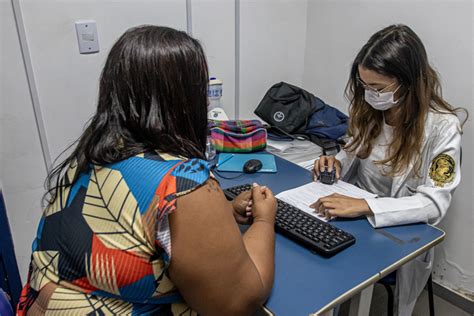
<box><xmin>75</xmin><ymin>20</ymin><xmax>99</xmax><ymax>54</ymax></box>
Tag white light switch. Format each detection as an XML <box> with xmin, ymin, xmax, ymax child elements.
<box><xmin>75</xmin><ymin>21</ymin><xmax>99</xmax><ymax>54</ymax></box>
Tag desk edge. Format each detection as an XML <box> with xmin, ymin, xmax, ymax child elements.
<box><xmin>378</xmin><ymin>226</ymin><xmax>445</xmax><ymax>278</ymax></box>
<box><xmin>311</xmin><ymin>226</ymin><xmax>446</xmax><ymax>315</ymax></box>
<box><xmin>310</xmin><ymin>274</ymin><xmax>380</xmax><ymax>316</ymax></box>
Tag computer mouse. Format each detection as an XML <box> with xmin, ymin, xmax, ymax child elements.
<box><xmin>243</xmin><ymin>159</ymin><xmax>263</xmax><ymax>174</ymax></box>
<box><xmin>319</xmin><ymin>167</ymin><xmax>336</xmax><ymax>185</ymax></box>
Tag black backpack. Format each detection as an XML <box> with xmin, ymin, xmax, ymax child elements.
<box><xmin>254</xmin><ymin>82</ymin><xmax>317</xmax><ymax>136</ymax></box>
<box><xmin>254</xmin><ymin>82</ymin><xmax>343</xmax><ymax>155</ymax></box>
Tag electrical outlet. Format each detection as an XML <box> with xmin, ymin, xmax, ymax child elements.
<box><xmin>75</xmin><ymin>20</ymin><xmax>99</xmax><ymax>54</ymax></box>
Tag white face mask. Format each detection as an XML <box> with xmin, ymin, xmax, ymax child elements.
<box><xmin>364</xmin><ymin>85</ymin><xmax>401</xmax><ymax>111</ymax></box>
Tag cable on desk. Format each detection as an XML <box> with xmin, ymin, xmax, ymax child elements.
<box><xmin>210</xmin><ymin>166</ymin><xmax>245</xmax><ymax>180</ymax></box>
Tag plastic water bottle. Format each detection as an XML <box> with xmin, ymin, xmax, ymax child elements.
<box><xmin>206</xmin><ymin>77</ymin><xmax>225</xmax><ymax>160</ymax></box>
<box><xmin>208</xmin><ymin>77</ymin><xmax>223</xmax><ymax>110</ymax></box>
<box><xmin>208</xmin><ymin>77</ymin><xmax>229</xmax><ymax>120</ymax></box>
<box><xmin>205</xmin><ymin>136</ymin><xmax>216</xmax><ymax>161</ymax></box>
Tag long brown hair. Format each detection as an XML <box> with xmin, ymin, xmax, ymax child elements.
<box><xmin>345</xmin><ymin>24</ymin><xmax>466</xmax><ymax>176</ymax></box>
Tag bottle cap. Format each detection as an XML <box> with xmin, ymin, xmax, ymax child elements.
<box><xmin>209</xmin><ymin>77</ymin><xmax>223</xmax><ymax>85</ymax></box>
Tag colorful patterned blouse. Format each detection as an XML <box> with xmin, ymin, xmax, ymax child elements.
<box><xmin>17</xmin><ymin>152</ymin><xmax>209</xmax><ymax>315</ymax></box>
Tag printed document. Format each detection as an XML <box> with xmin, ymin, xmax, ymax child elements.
<box><xmin>276</xmin><ymin>181</ymin><xmax>377</xmax><ymax>222</ymax></box>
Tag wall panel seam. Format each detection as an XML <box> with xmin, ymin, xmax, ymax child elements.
<box><xmin>234</xmin><ymin>0</ymin><xmax>240</xmax><ymax>119</ymax></box>
<box><xmin>11</xmin><ymin>0</ymin><xmax>52</xmax><ymax>172</ymax></box>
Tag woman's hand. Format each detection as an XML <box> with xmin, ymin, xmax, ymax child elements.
<box><xmin>232</xmin><ymin>191</ymin><xmax>253</xmax><ymax>225</ymax></box>
<box><xmin>251</xmin><ymin>183</ymin><xmax>277</xmax><ymax>225</ymax></box>
<box><xmin>309</xmin><ymin>193</ymin><xmax>373</xmax><ymax>220</ymax></box>
<box><xmin>313</xmin><ymin>156</ymin><xmax>342</xmax><ymax>181</ymax></box>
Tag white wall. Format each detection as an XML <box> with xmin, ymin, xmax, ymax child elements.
<box><xmin>0</xmin><ymin>0</ymin><xmax>47</xmax><ymax>281</ymax></box>
<box><xmin>192</xmin><ymin>0</ymin><xmax>236</xmax><ymax>118</ymax></box>
<box><xmin>303</xmin><ymin>0</ymin><xmax>474</xmax><ymax>296</ymax></box>
<box><xmin>20</xmin><ymin>0</ymin><xmax>188</xmax><ymax>161</ymax></box>
<box><xmin>238</xmin><ymin>0</ymin><xmax>308</xmax><ymax>119</ymax></box>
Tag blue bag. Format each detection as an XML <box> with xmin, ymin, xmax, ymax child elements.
<box><xmin>305</xmin><ymin>97</ymin><xmax>348</xmax><ymax>140</ymax></box>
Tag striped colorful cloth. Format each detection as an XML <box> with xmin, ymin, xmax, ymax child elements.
<box><xmin>209</xmin><ymin>120</ymin><xmax>267</xmax><ymax>153</ymax></box>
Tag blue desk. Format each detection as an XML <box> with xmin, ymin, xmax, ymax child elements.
<box><xmin>216</xmin><ymin>155</ymin><xmax>445</xmax><ymax>316</ymax></box>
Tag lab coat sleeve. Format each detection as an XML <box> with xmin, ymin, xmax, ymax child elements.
<box><xmin>335</xmin><ymin>146</ymin><xmax>355</xmax><ymax>178</ymax></box>
<box><xmin>365</xmin><ymin>119</ymin><xmax>462</xmax><ymax>228</ymax></box>
<box><xmin>335</xmin><ymin>148</ymin><xmax>348</xmax><ymax>168</ymax></box>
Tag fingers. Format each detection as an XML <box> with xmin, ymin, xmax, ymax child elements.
<box><xmin>317</xmin><ymin>201</ymin><xmax>336</xmax><ymax>215</ymax></box>
<box><xmin>319</xmin><ymin>156</ymin><xmax>328</xmax><ymax>172</ymax></box>
<box><xmin>241</xmin><ymin>190</ymin><xmax>251</xmax><ymax>201</ymax></box>
<box><xmin>309</xmin><ymin>197</ymin><xmax>338</xmax><ymax>219</ymax></box>
<box><xmin>313</xmin><ymin>159</ymin><xmax>320</xmax><ymax>179</ymax></box>
<box><xmin>325</xmin><ymin>208</ymin><xmax>355</xmax><ymax>219</ymax></box>
<box><xmin>309</xmin><ymin>199</ymin><xmax>320</xmax><ymax>210</ymax></box>
<box><xmin>314</xmin><ymin>156</ymin><xmax>343</xmax><ymax>181</ymax></box>
<box><xmin>315</xmin><ymin>156</ymin><xmax>339</xmax><ymax>172</ymax></box>
<box><xmin>235</xmin><ymin>213</ymin><xmax>252</xmax><ymax>225</ymax></box>
<box><xmin>325</xmin><ymin>208</ymin><xmax>343</xmax><ymax>218</ymax></box>
<box><xmin>335</xmin><ymin>160</ymin><xmax>341</xmax><ymax>179</ymax></box>
<box><xmin>250</xmin><ymin>183</ymin><xmax>275</xmax><ymax>201</ymax></box>
<box><xmin>246</xmin><ymin>200</ymin><xmax>252</xmax><ymax>216</ymax></box>
<box><xmin>310</xmin><ymin>199</ymin><xmax>322</xmax><ymax>210</ymax></box>
<box><xmin>260</xmin><ymin>186</ymin><xmax>274</xmax><ymax>200</ymax></box>
<box><xmin>326</xmin><ymin>157</ymin><xmax>335</xmax><ymax>172</ymax></box>
<box><xmin>318</xmin><ymin>204</ymin><xmax>338</xmax><ymax>220</ymax></box>
<box><xmin>309</xmin><ymin>194</ymin><xmax>338</xmax><ymax>209</ymax></box>
<box><xmin>324</xmin><ymin>209</ymin><xmax>335</xmax><ymax>220</ymax></box>
<box><xmin>251</xmin><ymin>183</ymin><xmax>263</xmax><ymax>202</ymax></box>
<box><xmin>251</xmin><ymin>183</ymin><xmax>271</xmax><ymax>202</ymax></box>
<box><xmin>246</xmin><ymin>200</ymin><xmax>252</xmax><ymax>211</ymax></box>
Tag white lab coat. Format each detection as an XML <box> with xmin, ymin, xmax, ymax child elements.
<box><xmin>335</xmin><ymin>111</ymin><xmax>462</xmax><ymax>316</ymax></box>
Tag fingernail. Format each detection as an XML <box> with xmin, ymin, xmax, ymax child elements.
<box><xmin>252</xmin><ymin>182</ymin><xmax>258</xmax><ymax>187</ymax></box>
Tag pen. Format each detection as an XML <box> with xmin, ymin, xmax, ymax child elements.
<box><xmin>216</xmin><ymin>154</ymin><xmax>235</xmax><ymax>168</ymax></box>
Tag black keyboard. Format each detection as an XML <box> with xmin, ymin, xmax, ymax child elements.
<box><xmin>223</xmin><ymin>184</ymin><xmax>356</xmax><ymax>257</ymax></box>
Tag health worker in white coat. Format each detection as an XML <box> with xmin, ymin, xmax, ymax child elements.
<box><xmin>312</xmin><ymin>24</ymin><xmax>466</xmax><ymax>315</ymax></box>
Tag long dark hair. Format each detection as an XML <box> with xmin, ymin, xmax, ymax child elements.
<box><xmin>345</xmin><ymin>24</ymin><xmax>467</xmax><ymax>176</ymax></box>
<box><xmin>45</xmin><ymin>25</ymin><xmax>209</xmax><ymax>204</ymax></box>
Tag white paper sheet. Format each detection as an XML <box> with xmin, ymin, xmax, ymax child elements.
<box><xmin>266</xmin><ymin>139</ymin><xmax>294</xmax><ymax>152</ymax></box>
<box><xmin>297</xmin><ymin>158</ymin><xmax>317</xmax><ymax>171</ymax></box>
<box><xmin>276</xmin><ymin>181</ymin><xmax>377</xmax><ymax>222</ymax></box>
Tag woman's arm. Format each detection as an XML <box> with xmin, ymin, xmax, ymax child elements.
<box><xmin>241</xmin><ymin>185</ymin><xmax>276</xmax><ymax>296</ymax></box>
<box><xmin>168</xmin><ymin>180</ymin><xmax>276</xmax><ymax>315</ymax></box>
<box><xmin>312</xmin><ymin>119</ymin><xmax>461</xmax><ymax>227</ymax></box>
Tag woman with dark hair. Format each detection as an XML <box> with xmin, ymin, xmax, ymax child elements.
<box><xmin>312</xmin><ymin>24</ymin><xmax>466</xmax><ymax>315</ymax></box>
<box><xmin>17</xmin><ymin>25</ymin><xmax>276</xmax><ymax>315</ymax></box>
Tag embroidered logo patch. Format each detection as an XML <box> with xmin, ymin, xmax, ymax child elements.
<box><xmin>429</xmin><ymin>154</ymin><xmax>455</xmax><ymax>187</ymax></box>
